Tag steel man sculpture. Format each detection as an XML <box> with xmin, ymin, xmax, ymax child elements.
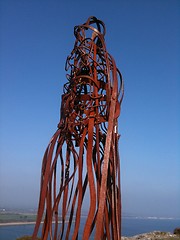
<box><xmin>33</xmin><ymin>16</ymin><xmax>124</xmax><ymax>240</ymax></box>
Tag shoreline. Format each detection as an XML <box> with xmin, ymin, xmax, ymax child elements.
<box><xmin>0</xmin><ymin>224</ymin><xmax>179</xmax><ymax>239</ymax></box>
<box><xmin>0</xmin><ymin>221</ymin><xmax>37</xmax><ymax>226</ymax></box>
<box><xmin>0</xmin><ymin>220</ymin><xmax>71</xmax><ymax>227</ymax></box>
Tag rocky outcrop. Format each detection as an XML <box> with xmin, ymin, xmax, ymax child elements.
<box><xmin>122</xmin><ymin>231</ymin><xmax>180</xmax><ymax>239</ymax></box>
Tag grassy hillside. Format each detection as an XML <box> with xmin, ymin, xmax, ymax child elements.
<box><xmin>0</xmin><ymin>212</ymin><xmax>37</xmax><ymax>223</ymax></box>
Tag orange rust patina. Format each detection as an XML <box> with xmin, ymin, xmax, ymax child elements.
<box><xmin>33</xmin><ymin>16</ymin><xmax>124</xmax><ymax>240</ymax></box>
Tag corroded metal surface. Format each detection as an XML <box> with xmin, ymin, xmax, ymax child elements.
<box><xmin>32</xmin><ymin>16</ymin><xmax>124</xmax><ymax>240</ymax></box>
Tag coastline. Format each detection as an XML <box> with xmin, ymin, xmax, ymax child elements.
<box><xmin>0</xmin><ymin>220</ymin><xmax>71</xmax><ymax>227</ymax></box>
<box><xmin>0</xmin><ymin>221</ymin><xmax>36</xmax><ymax>226</ymax></box>
<box><xmin>0</xmin><ymin>223</ymin><xmax>179</xmax><ymax>239</ymax></box>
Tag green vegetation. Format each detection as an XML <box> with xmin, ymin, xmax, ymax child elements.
<box><xmin>16</xmin><ymin>236</ymin><xmax>40</xmax><ymax>240</ymax></box>
<box><xmin>0</xmin><ymin>212</ymin><xmax>37</xmax><ymax>223</ymax></box>
<box><xmin>174</xmin><ymin>228</ymin><xmax>180</xmax><ymax>236</ymax></box>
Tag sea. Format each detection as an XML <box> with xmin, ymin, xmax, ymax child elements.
<box><xmin>0</xmin><ymin>217</ymin><xmax>179</xmax><ymax>240</ymax></box>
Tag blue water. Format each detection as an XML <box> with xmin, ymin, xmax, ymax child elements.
<box><xmin>0</xmin><ymin>218</ymin><xmax>179</xmax><ymax>240</ymax></box>
<box><xmin>122</xmin><ymin>218</ymin><xmax>180</xmax><ymax>236</ymax></box>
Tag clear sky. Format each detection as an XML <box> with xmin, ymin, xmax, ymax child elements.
<box><xmin>0</xmin><ymin>0</ymin><xmax>179</xmax><ymax>218</ymax></box>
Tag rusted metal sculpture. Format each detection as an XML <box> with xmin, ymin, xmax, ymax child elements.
<box><xmin>32</xmin><ymin>16</ymin><xmax>124</xmax><ymax>240</ymax></box>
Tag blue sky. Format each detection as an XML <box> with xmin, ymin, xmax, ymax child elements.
<box><xmin>0</xmin><ymin>0</ymin><xmax>179</xmax><ymax>218</ymax></box>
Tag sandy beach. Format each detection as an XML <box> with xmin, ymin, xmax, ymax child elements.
<box><xmin>0</xmin><ymin>221</ymin><xmax>37</xmax><ymax>226</ymax></box>
<box><xmin>0</xmin><ymin>220</ymin><xmax>70</xmax><ymax>227</ymax></box>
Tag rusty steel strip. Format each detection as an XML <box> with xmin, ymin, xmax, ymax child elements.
<box><xmin>32</xmin><ymin>16</ymin><xmax>124</xmax><ymax>240</ymax></box>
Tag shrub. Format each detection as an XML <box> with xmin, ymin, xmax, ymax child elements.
<box><xmin>174</xmin><ymin>227</ymin><xmax>180</xmax><ymax>235</ymax></box>
<box><xmin>16</xmin><ymin>236</ymin><xmax>40</xmax><ymax>240</ymax></box>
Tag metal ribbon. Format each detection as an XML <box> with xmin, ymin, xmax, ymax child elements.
<box><xmin>32</xmin><ymin>16</ymin><xmax>124</xmax><ymax>240</ymax></box>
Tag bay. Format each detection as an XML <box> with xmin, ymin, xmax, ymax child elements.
<box><xmin>0</xmin><ymin>218</ymin><xmax>179</xmax><ymax>240</ymax></box>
